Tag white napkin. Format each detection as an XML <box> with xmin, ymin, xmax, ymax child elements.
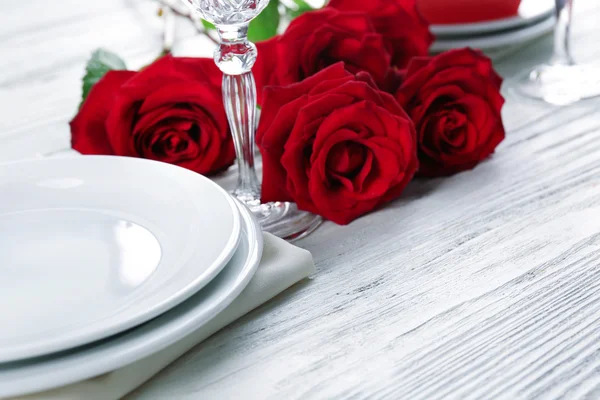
<box><xmin>14</xmin><ymin>233</ymin><xmax>315</xmax><ymax>400</ymax></box>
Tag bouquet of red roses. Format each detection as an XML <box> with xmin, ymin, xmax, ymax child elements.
<box><xmin>71</xmin><ymin>0</ymin><xmax>505</xmax><ymax>225</ymax></box>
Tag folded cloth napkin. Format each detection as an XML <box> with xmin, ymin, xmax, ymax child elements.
<box><xmin>418</xmin><ymin>0</ymin><xmax>521</xmax><ymax>24</ymax></box>
<box><xmin>13</xmin><ymin>233</ymin><xmax>315</xmax><ymax>400</ymax></box>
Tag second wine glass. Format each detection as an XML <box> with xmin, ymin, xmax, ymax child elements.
<box><xmin>184</xmin><ymin>0</ymin><xmax>322</xmax><ymax>240</ymax></box>
<box><xmin>512</xmin><ymin>0</ymin><xmax>600</xmax><ymax>105</ymax></box>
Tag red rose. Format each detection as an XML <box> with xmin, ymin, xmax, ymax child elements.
<box><xmin>70</xmin><ymin>56</ymin><xmax>235</xmax><ymax>175</ymax></box>
<box><xmin>328</xmin><ymin>0</ymin><xmax>434</xmax><ymax>69</ymax></box>
<box><xmin>254</xmin><ymin>8</ymin><xmax>394</xmax><ymax>104</ymax></box>
<box><xmin>257</xmin><ymin>63</ymin><xmax>418</xmax><ymax>225</ymax></box>
<box><xmin>395</xmin><ymin>48</ymin><xmax>505</xmax><ymax>177</ymax></box>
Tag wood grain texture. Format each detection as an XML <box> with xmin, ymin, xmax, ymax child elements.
<box><xmin>2</xmin><ymin>1</ymin><xmax>600</xmax><ymax>399</ymax></box>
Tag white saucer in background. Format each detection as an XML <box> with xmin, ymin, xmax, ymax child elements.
<box><xmin>431</xmin><ymin>15</ymin><xmax>555</xmax><ymax>52</ymax></box>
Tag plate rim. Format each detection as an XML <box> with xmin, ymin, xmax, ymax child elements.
<box><xmin>430</xmin><ymin>14</ymin><xmax>555</xmax><ymax>52</ymax></box>
<box><xmin>0</xmin><ymin>199</ymin><xmax>262</xmax><ymax>398</ymax></box>
<box><xmin>0</xmin><ymin>155</ymin><xmax>242</xmax><ymax>363</ymax></box>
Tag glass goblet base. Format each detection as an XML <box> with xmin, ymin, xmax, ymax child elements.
<box><xmin>235</xmin><ymin>193</ymin><xmax>322</xmax><ymax>241</ymax></box>
<box><xmin>512</xmin><ymin>63</ymin><xmax>600</xmax><ymax>105</ymax></box>
<box><xmin>251</xmin><ymin>201</ymin><xmax>322</xmax><ymax>241</ymax></box>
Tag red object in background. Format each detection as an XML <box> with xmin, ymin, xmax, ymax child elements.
<box><xmin>418</xmin><ymin>0</ymin><xmax>521</xmax><ymax>24</ymax></box>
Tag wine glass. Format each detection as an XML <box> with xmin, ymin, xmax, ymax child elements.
<box><xmin>182</xmin><ymin>0</ymin><xmax>322</xmax><ymax>240</ymax></box>
<box><xmin>513</xmin><ymin>0</ymin><xmax>600</xmax><ymax>105</ymax></box>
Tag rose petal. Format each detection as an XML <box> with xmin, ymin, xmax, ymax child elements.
<box><xmin>70</xmin><ymin>70</ymin><xmax>136</xmax><ymax>155</ymax></box>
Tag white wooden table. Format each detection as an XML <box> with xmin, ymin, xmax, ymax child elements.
<box><xmin>3</xmin><ymin>1</ymin><xmax>600</xmax><ymax>398</ymax></box>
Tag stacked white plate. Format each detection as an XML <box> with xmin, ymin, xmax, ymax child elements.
<box><xmin>0</xmin><ymin>156</ymin><xmax>263</xmax><ymax>398</ymax></box>
<box><xmin>430</xmin><ymin>0</ymin><xmax>556</xmax><ymax>52</ymax></box>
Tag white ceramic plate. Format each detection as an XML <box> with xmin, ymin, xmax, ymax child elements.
<box><xmin>431</xmin><ymin>15</ymin><xmax>555</xmax><ymax>52</ymax></box>
<box><xmin>431</xmin><ymin>0</ymin><xmax>554</xmax><ymax>37</ymax></box>
<box><xmin>0</xmin><ymin>156</ymin><xmax>241</xmax><ymax>363</ymax></box>
<box><xmin>0</xmin><ymin>200</ymin><xmax>262</xmax><ymax>398</ymax></box>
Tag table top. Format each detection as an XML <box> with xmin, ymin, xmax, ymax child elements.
<box><xmin>3</xmin><ymin>1</ymin><xmax>600</xmax><ymax>399</ymax></box>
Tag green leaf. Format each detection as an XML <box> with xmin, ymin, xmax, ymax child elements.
<box><xmin>80</xmin><ymin>49</ymin><xmax>127</xmax><ymax>108</ymax></box>
<box><xmin>201</xmin><ymin>19</ymin><xmax>215</xmax><ymax>31</ymax></box>
<box><xmin>286</xmin><ymin>0</ymin><xmax>314</xmax><ymax>19</ymax></box>
<box><xmin>248</xmin><ymin>0</ymin><xmax>280</xmax><ymax>42</ymax></box>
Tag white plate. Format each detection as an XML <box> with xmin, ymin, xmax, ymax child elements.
<box><xmin>431</xmin><ymin>0</ymin><xmax>554</xmax><ymax>37</ymax></box>
<box><xmin>0</xmin><ymin>156</ymin><xmax>241</xmax><ymax>363</ymax></box>
<box><xmin>0</xmin><ymin>200</ymin><xmax>262</xmax><ymax>398</ymax></box>
<box><xmin>431</xmin><ymin>15</ymin><xmax>555</xmax><ymax>52</ymax></box>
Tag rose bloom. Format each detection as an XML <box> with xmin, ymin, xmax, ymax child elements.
<box><xmin>254</xmin><ymin>8</ymin><xmax>394</xmax><ymax>104</ymax></box>
<box><xmin>395</xmin><ymin>48</ymin><xmax>505</xmax><ymax>177</ymax></box>
<box><xmin>70</xmin><ymin>56</ymin><xmax>235</xmax><ymax>175</ymax></box>
<box><xmin>328</xmin><ymin>0</ymin><xmax>434</xmax><ymax>69</ymax></box>
<box><xmin>257</xmin><ymin>63</ymin><xmax>418</xmax><ymax>225</ymax></box>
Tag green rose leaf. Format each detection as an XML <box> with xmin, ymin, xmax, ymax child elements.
<box><xmin>248</xmin><ymin>0</ymin><xmax>280</xmax><ymax>42</ymax></box>
<box><xmin>80</xmin><ymin>49</ymin><xmax>127</xmax><ymax>108</ymax></box>
<box><xmin>201</xmin><ymin>19</ymin><xmax>215</xmax><ymax>31</ymax></box>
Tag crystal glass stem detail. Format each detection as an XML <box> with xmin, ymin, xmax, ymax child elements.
<box><xmin>552</xmin><ymin>0</ymin><xmax>574</xmax><ymax>65</ymax></box>
<box><xmin>216</xmin><ymin>25</ymin><xmax>261</xmax><ymax>206</ymax></box>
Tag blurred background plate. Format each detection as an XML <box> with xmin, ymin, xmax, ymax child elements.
<box><xmin>431</xmin><ymin>14</ymin><xmax>555</xmax><ymax>52</ymax></box>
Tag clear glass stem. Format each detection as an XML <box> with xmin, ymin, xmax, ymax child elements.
<box><xmin>222</xmin><ymin>72</ymin><xmax>261</xmax><ymax>206</ymax></box>
<box><xmin>214</xmin><ymin>23</ymin><xmax>262</xmax><ymax>207</ymax></box>
<box><xmin>552</xmin><ymin>0</ymin><xmax>575</xmax><ymax>65</ymax></box>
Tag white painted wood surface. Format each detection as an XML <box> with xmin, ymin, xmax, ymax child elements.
<box><xmin>2</xmin><ymin>1</ymin><xmax>600</xmax><ymax>398</ymax></box>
